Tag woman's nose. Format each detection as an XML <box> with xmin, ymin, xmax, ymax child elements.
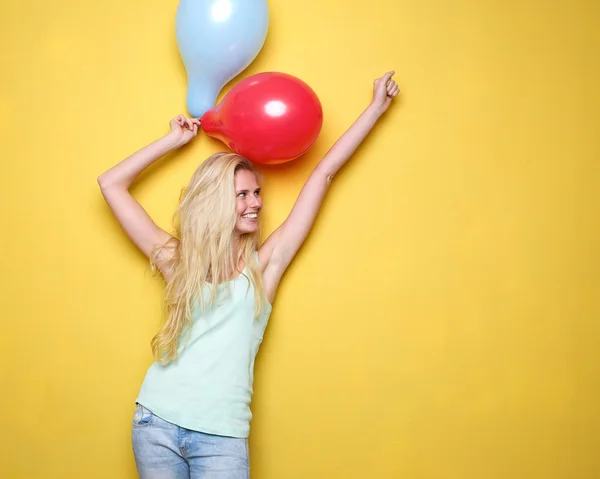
<box><xmin>250</xmin><ymin>195</ymin><xmax>261</xmax><ymax>208</ymax></box>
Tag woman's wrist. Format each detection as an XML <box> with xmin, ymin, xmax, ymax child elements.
<box><xmin>163</xmin><ymin>131</ymin><xmax>187</xmax><ymax>150</ymax></box>
<box><xmin>366</xmin><ymin>102</ymin><xmax>386</xmax><ymax>119</ymax></box>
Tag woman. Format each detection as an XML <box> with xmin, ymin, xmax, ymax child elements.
<box><xmin>98</xmin><ymin>71</ymin><xmax>399</xmax><ymax>478</ymax></box>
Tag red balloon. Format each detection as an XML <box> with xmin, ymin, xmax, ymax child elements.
<box><xmin>201</xmin><ymin>72</ymin><xmax>323</xmax><ymax>165</ymax></box>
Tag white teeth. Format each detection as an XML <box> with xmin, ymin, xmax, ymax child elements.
<box><xmin>242</xmin><ymin>213</ymin><xmax>257</xmax><ymax>219</ymax></box>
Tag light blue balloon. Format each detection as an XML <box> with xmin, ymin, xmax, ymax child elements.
<box><xmin>176</xmin><ymin>0</ymin><xmax>269</xmax><ymax>118</ymax></box>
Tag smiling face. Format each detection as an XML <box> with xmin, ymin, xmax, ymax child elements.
<box><xmin>234</xmin><ymin>168</ymin><xmax>263</xmax><ymax>236</ymax></box>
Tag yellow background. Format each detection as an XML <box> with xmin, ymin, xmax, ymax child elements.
<box><xmin>1</xmin><ymin>0</ymin><xmax>599</xmax><ymax>477</ymax></box>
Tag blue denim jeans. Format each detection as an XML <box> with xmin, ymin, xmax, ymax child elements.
<box><xmin>132</xmin><ymin>403</ymin><xmax>249</xmax><ymax>479</ymax></box>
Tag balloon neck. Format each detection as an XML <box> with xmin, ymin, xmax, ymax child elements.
<box><xmin>186</xmin><ymin>81</ymin><xmax>220</xmax><ymax>118</ymax></box>
<box><xmin>201</xmin><ymin>109</ymin><xmax>221</xmax><ymax>134</ymax></box>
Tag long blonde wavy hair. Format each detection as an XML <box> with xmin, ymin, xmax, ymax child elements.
<box><xmin>150</xmin><ymin>153</ymin><xmax>265</xmax><ymax>364</ymax></box>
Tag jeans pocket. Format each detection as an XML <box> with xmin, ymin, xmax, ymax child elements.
<box><xmin>132</xmin><ymin>403</ymin><xmax>153</xmax><ymax>428</ymax></box>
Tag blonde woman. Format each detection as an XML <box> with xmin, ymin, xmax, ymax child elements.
<box><xmin>98</xmin><ymin>72</ymin><xmax>399</xmax><ymax>479</ymax></box>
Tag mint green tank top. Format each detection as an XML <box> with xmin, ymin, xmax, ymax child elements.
<box><xmin>136</xmin><ymin>260</ymin><xmax>272</xmax><ymax>438</ymax></box>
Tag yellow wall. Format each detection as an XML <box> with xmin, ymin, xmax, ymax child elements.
<box><xmin>1</xmin><ymin>0</ymin><xmax>599</xmax><ymax>477</ymax></box>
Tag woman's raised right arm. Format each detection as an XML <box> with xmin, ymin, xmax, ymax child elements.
<box><xmin>97</xmin><ymin>115</ymin><xmax>200</xmax><ymax>275</ymax></box>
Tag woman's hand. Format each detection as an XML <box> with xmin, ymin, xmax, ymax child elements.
<box><xmin>168</xmin><ymin>114</ymin><xmax>201</xmax><ymax>146</ymax></box>
<box><xmin>370</xmin><ymin>71</ymin><xmax>400</xmax><ymax>114</ymax></box>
